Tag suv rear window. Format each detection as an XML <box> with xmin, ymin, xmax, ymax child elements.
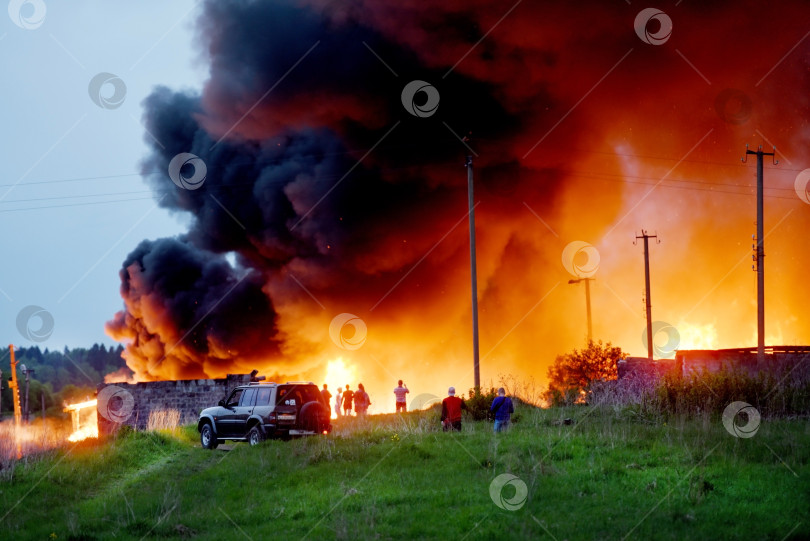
<box><xmin>277</xmin><ymin>384</ymin><xmax>322</xmax><ymax>407</ymax></box>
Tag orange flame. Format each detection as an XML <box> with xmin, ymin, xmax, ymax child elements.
<box><xmin>64</xmin><ymin>399</ymin><xmax>98</xmax><ymax>442</ymax></box>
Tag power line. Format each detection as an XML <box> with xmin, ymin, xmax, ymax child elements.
<box><xmin>0</xmin><ymin>196</ymin><xmax>156</xmax><ymax>213</ymax></box>
<box><xmin>0</xmin><ymin>189</ymin><xmax>154</xmax><ymax>204</ymax></box>
<box><xmin>0</xmin><ymin>168</ymin><xmax>800</xmax><ymax>212</ymax></box>
<box><xmin>564</xmin><ymin>170</ymin><xmax>800</xmax><ymax>200</ymax></box>
<box><xmin>1</xmin><ymin>140</ymin><xmax>805</xmax><ymax>190</ymax></box>
<box><xmin>0</xmin><ymin>172</ymin><xmax>144</xmax><ymax>188</ymax></box>
<box><xmin>0</xmin><ymin>162</ymin><xmax>800</xmax><ymax>206</ymax></box>
<box><xmin>0</xmin><ymin>144</ymin><xmax>804</xmax><ymax>211</ymax></box>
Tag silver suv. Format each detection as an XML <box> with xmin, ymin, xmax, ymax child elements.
<box><xmin>197</xmin><ymin>381</ymin><xmax>331</xmax><ymax>448</ymax></box>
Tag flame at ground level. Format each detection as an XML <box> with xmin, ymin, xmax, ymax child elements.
<box><xmin>0</xmin><ymin>421</ymin><xmax>71</xmax><ymax>462</ymax></box>
<box><xmin>64</xmin><ymin>399</ymin><xmax>98</xmax><ymax>442</ymax></box>
<box><xmin>323</xmin><ymin>358</ymin><xmax>357</xmax><ymax>419</ymax></box>
<box><xmin>674</xmin><ymin>322</ymin><xmax>720</xmax><ymax>352</ymax></box>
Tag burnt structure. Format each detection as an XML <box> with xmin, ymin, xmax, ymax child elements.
<box><xmin>618</xmin><ymin>346</ymin><xmax>810</xmax><ymax>380</ymax></box>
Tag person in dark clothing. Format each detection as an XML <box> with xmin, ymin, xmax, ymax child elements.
<box><xmin>441</xmin><ymin>387</ymin><xmax>466</xmax><ymax>431</ymax></box>
<box><xmin>321</xmin><ymin>384</ymin><xmax>332</xmax><ymax>407</ymax></box>
<box><xmin>490</xmin><ymin>387</ymin><xmax>515</xmax><ymax>433</ymax></box>
<box><xmin>342</xmin><ymin>385</ymin><xmax>354</xmax><ymax>416</ymax></box>
<box><xmin>354</xmin><ymin>383</ymin><xmax>371</xmax><ymax>416</ymax></box>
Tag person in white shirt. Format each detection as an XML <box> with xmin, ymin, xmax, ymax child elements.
<box><xmin>335</xmin><ymin>386</ymin><xmax>343</xmax><ymax>418</ymax></box>
<box><xmin>393</xmin><ymin>380</ymin><xmax>409</xmax><ymax>413</ymax></box>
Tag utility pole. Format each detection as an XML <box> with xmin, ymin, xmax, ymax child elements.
<box><xmin>9</xmin><ymin>345</ymin><xmax>22</xmax><ymax>459</ymax></box>
<box><xmin>743</xmin><ymin>145</ymin><xmax>777</xmax><ymax>368</ymax></box>
<box><xmin>466</xmin><ymin>155</ymin><xmax>481</xmax><ymax>390</ymax></box>
<box><xmin>9</xmin><ymin>346</ymin><xmax>21</xmax><ymax>428</ymax></box>
<box><xmin>568</xmin><ymin>278</ymin><xmax>594</xmax><ymax>342</ymax></box>
<box><xmin>635</xmin><ymin>231</ymin><xmax>659</xmax><ymax>359</ymax></box>
<box><xmin>21</xmin><ymin>364</ymin><xmax>30</xmax><ymax>424</ymax></box>
<box><xmin>22</xmin><ymin>365</ymin><xmax>34</xmax><ymax>424</ymax></box>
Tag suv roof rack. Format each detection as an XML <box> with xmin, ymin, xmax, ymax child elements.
<box><xmin>246</xmin><ymin>381</ymin><xmax>277</xmax><ymax>386</ymax></box>
<box><xmin>284</xmin><ymin>381</ymin><xmax>316</xmax><ymax>385</ymax></box>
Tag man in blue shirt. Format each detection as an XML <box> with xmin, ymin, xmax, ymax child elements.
<box><xmin>490</xmin><ymin>388</ymin><xmax>514</xmax><ymax>433</ymax></box>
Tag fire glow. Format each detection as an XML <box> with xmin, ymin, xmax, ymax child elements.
<box><xmin>102</xmin><ymin>0</ymin><xmax>809</xmax><ymax>408</ymax></box>
<box><xmin>64</xmin><ymin>399</ymin><xmax>98</xmax><ymax>442</ymax></box>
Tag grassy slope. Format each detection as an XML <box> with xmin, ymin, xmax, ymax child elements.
<box><xmin>1</xmin><ymin>407</ymin><xmax>808</xmax><ymax>540</ymax></box>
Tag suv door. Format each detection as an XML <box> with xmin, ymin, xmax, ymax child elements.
<box><xmin>217</xmin><ymin>388</ymin><xmax>244</xmax><ymax>437</ymax></box>
<box><xmin>276</xmin><ymin>384</ymin><xmax>329</xmax><ymax>434</ymax></box>
<box><xmin>254</xmin><ymin>386</ymin><xmax>274</xmax><ymax>428</ymax></box>
<box><xmin>232</xmin><ymin>387</ymin><xmax>257</xmax><ymax>437</ymax></box>
<box><xmin>275</xmin><ymin>385</ymin><xmax>304</xmax><ymax>431</ymax></box>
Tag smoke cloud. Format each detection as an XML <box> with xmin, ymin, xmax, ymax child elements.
<box><xmin>108</xmin><ymin>0</ymin><xmax>810</xmax><ymax>404</ymax></box>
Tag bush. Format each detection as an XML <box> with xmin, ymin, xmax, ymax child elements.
<box><xmin>544</xmin><ymin>340</ymin><xmax>626</xmax><ymax>406</ymax></box>
<box><xmin>464</xmin><ymin>387</ymin><xmax>499</xmax><ymax>421</ymax></box>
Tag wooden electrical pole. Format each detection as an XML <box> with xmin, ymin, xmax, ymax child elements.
<box><xmin>466</xmin><ymin>155</ymin><xmax>481</xmax><ymax>390</ymax></box>
<box><xmin>568</xmin><ymin>277</ymin><xmax>594</xmax><ymax>343</ymax></box>
<box><xmin>9</xmin><ymin>346</ymin><xmax>21</xmax><ymax>429</ymax></box>
<box><xmin>22</xmin><ymin>365</ymin><xmax>31</xmax><ymax>424</ymax></box>
<box><xmin>744</xmin><ymin>145</ymin><xmax>777</xmax><ymax>368</ymax></box>
<box><xmin>9</xmin><ymin>345</ymin><xmax>22</xmax><ymax>459</ymax></box>
<box><xmin>635</xmin><ymin>231</ymin><xmax>658</xmax><ymax>359</ymax></box>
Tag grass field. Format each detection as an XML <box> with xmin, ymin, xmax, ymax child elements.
<box><xmin>1</xmin><ymin>405</ymin><xmax>808</xmax><ymax>540</ymax></box>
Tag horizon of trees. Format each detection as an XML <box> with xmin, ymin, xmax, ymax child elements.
<box><xmin>0</xmin><ymin>343</ymin><xmax>131</xmax><ymax>418</ymax></box>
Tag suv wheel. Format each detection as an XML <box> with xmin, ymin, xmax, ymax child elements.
<box><xmin>248</xmin><ymin>426</ymin><xmax>264</xmax><ymax>446</ymax></box>
<box><xmin>299</xmin><ymin>401</ymin><xmax>329</xmax><ymax>433</ymax></box>
<box><xmin>200</xmin><ymin>423</ymin><xmax>219</xmax><ymax>449</ymax></box>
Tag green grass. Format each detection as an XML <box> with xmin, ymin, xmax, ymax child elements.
<box><xmin>1</xmin><ymin>407</ymin><xmax>808</xmax><ymax>540</ymax></box>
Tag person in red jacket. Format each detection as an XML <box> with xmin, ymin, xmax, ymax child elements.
<box><xmin>441</xmin><ymin>387</ymin><xmax>466</xmax><ymax>431</ymax></box>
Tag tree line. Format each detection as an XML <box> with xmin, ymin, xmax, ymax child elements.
<box><xmin>0</xmin><ymin>344</ymin><xmax>130</xmax><ymax>418</ymax></box>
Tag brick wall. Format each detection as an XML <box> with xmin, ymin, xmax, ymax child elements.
<box><xmin>96</xmin><ymin>373</ymin><xmax>251</xmax><ymax>435</ymax></box>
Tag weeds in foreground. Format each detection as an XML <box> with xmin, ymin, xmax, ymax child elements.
<box><xmin>589</xmin><ymin>362</ymin><xmax>810</xmax><ymax>419</ymax></box>
<box><xmin>0</xmin><ymin>418</ymin><xmax>72</xmax><ymax>479</ymax></box>
<box><xmin>3</xmin><ymin>406</ymin><xmax>807</xmax><ymax>540</ymax></box>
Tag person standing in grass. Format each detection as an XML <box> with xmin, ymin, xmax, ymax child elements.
<box><xmin>354</xmin><ymin>383</ymin><xmax>371</xmax><ymax>416</ymax></box>
<box><xmin>321</xmin><ymin>384</ymin><xmax>332</xmax><ymax>409</ymax></box>
<box><xmin>490</xmin><ymin>387</ymin><xmax>514</xmax><ymax>433</ymax></box>
<box><xmin>342</xmin><ymin>385</ymin><xmax>354</xmax><ymax>417</ymax></box>
<box><xmin>441</xmin><ymin>387</ymin><xmax>466</xmax><ymax>431</ymax></box>
<box><xmin>335</xmin><ymin>387</ymin><xmax>343</xmax><ymax>418</ymax></box>
<box><xmin>394</xmin><ymin>380</ymin><xmax>409</xmax><ymax>413</ymax></box>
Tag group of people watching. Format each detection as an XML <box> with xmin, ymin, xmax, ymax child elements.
<box><xmin>321</xmin><ymin>380</ymin><xmax>515</xmax><ymax>433</ymax></box>
<box><xmin>321</xmin><ymin>383</ymin><xmax>371</xmax><ymax>417</ymax></box>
